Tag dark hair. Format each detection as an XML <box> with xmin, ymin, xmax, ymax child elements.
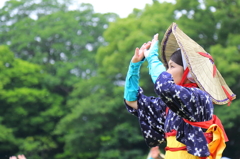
<box><xmin>170</xmin><ymin>49</ymin><xmax>183</xmax><ymax>67</ymax></box>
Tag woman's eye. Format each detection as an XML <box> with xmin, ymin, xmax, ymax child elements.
<box><xmin>170</xmin><ymin>65</ymin><xmax>174</xmax><ymax>68</ymax></box>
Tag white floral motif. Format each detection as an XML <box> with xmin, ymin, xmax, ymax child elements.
<box><xmin>162</xmin><ymin>74</ymin><xmax>168</xmax><ymax>79</ymax></box>
<box><xmin>179</xmin><ymin>106</ymin><xmax>185</xmax><ymax>113</ymax></box>
<box><xmin>148</xmin><ymin>106</ymin><xmax>154</xmax><ymax>115</ymax></box>
<box><xmin>153</xmin><ymin>99</ymin><xmax>158</xmax><ymax>104</ymax></box>
<box><xmin>173</xmin><ymin>90</ymin><xmax>181</xmax><ymax>99</ymax></box>
<box><xmin>141</xmin><ymin>121</ymin><xmax>146</xmax><ymax>125</ymax></box>
<box><xmin>168</xmin><ymin>80</ymin><xmax>174</xmax><ymax>84</ymax></box>
<box><xmin>188</xmin><ymin>133</ymin><xmax>195</xmax><ymax>142</ymax></box>
<box><xmin>205</xmin><ymin>95</ymin><xmax>210</xmax><ymax>104</ymax></box>
<box><xmin>139</xmin><ymin>110</ymin><xmax>143</xmax><ymax>117</ymax></box>
<box><xmin>195</xmin><ymin>131</ymin><xmax>198</xmax><ymax>135</ymax></box>
<box><xmin>147</xmin><ymin>116</ymin><xmax>152</xmax><ymax>125</ymax></box>
<box><xmin>156</xmin><ymin>125</ymin><xmax>164</xmax><ymax>132</ymax></box>
<box><xmin>194</xmin><ymin>148</ymin><xmax>202</xmax><ymax>156</ymax></box>
<box><xmin>143</xmin><ymin>98</ymin><xmax>147</xmax><ymax>104</ymax></box>
<box><xmin>187</xmin><ymin>146</ymin><xmax>192</xmax><ymax>151</ymax></box>
<box><xmin>197</xmin><ymin>137</ymin><xmax>203</xmax><ymax>142</ymax></box>
<box><xmin>165</xmin><ymin>88</ymin><xmax>170</xmax><ymax>94</ymax></box>
<box><xmin>188</xmin><ymin>107</ymin><xmax>192</xmax><ymax>112</ymax></box>
<box><xmin>165</xmin><ymin>96</ymin><xmax>173</xmax><ymax>102</ymax></box>
<box><xmin>175</xmin><ymin>116</ymin><xmax>180</xmax><ymax>121</ymax></box>
<box><xmin>190</xmin><ymin>93</ymin><xmax>195</xmax><ymax>103</ymax></box>
<box><xmin>157</xmin><ymin>117</ymin><xmax>164</xmax><ymax>124</ymax></box>
<box><xmin>144</xmin><ymin>130</ymin><xmax>152</xmax><ymax>138</ymax></box>
<box><xmin>156</xmin><ymin>81</ymin><xmax>162</xmax><ymax>91</ymax></box>
<box><xmin>199</xmin><ymin>105</ymin><xmax>204</xmax><ymax>115</ymax></box>
<box><xmin>189</xmin><ymin>116</ymin><xmax>196</xmax><ymax>121</ymax></box>
<box><xmin>205</xmin><ymin>152</ymin><xmax>210</xmax><ymax>156</ymax></box>
<box><xmin>173</xmin><ymin>124</ymin><xmax>179</xmax><ymax>130</ymax></box>
<box><xmin>194</xmin><ymin>107</ymin><xmax>199</xmax><ymax>115</ymax></box>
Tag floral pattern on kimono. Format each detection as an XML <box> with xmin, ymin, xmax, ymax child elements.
<box><xmin>125</xmin><ymin>72</ymin><xmax>214</xmax><ymax>157</ymax></box>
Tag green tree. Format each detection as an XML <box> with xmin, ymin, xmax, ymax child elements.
<box><xmin>0</xmin><ymin>1</ymin><xmax>118</xmax><ymax>158</ymax></box>
<box><xmin>0</xmin><ymin>45</ymin><xmax>64</xmax><ymax>158</ymax></box>
<box><xmin>0</xmin><ymin>0</ymin><xmax>118</xmax><ymax>93</ymax></box>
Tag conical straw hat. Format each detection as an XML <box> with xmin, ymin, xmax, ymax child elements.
<box><xmin>160</xmin><ymin>22</ymin><xmax>236</xmax><ymax>105</ymax></box>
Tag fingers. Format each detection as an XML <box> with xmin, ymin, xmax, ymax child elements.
<box><xmin>145</xmin><ymin>41</ymin><xmax>151</xmax><ymax>49</ymax></box>
<box><xmin>152</xmin><ymin>33</ymin><xmax>159</xmax><ymax>43</ymax></box>
<box><xmin>154</xmin><ymin>33</ymin><xmax>158</xmax><ymax>40</ymax></box>
<box><xmin>132</xmin><ymin>47</ymin><xmax>141</xmax><ymax>63</ymax></box>
<box><xmin>139</xmin><ymin>43</ymin><xmax>146</xmax><ymax>51</ymax></box>
<box><xmin>134</xmin><ymin>47</ymin><xmax>139</xmax><ymax>56</ymax></box>
<box><xmin>140</xmin><ymin>42</ymin><xmax>151</xmax><ymax>52</ymax></box>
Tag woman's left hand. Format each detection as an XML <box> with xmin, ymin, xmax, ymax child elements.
<box><xmin>144</xmin><ymin>33</ymin><xmax>159</xmax><ymax>58</ymax></box>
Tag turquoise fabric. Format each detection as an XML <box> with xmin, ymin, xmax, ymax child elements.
<box><xmin>124</xmin><ymin>41</ymin><xmax>166</xmax><ymax>101</ymax></box>
<box><xmin>146</xmin><ymin>41</ymin><xmax>166</xmax><ymax>83</ymax></box>
<box><xmin>124</xmin><ymin>59</ymin><xmax>145</xmax><ymax>101</ymax></box>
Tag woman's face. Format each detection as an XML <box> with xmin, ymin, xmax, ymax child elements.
<box><xmin>167</xmin><ymin>60</ymin><xmax>184</xmax><ymax>84</ymax></box>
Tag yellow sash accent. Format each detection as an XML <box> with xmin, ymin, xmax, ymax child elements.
<box><xmin>206</xmin><ymin>124</ymin><xmax>226</xmax><ymax>159</ymax></box>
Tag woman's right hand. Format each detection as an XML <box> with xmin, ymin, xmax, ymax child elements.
<box><xmin>131</xmin><ymin>42</ymin><xmax>151</xmax><ymax>63</ymax></box>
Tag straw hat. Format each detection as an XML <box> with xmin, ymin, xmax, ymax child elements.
<box><xmin>160</xmin><ymin>22</ymin><xmax>236</xmax><ymax>105</ymax></box>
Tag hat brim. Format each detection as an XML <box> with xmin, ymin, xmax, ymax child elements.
<box><xmin>160</xmin><ymin>23</ymin><xmax>236</xmax><ymax>105</ymax></box>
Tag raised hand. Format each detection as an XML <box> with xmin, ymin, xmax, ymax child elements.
<box><xmin>144</xmin><ymin>33</ymin><xmax>159</xmax><ymax>58</ymax></box>
<box><xmin>131</xmin><ymin>42</ymin><xmax>151</xmax><ymax>63</ymax></box>
<box><xmin>152</xmin><ymin>33</ymin><xmax>158</xmax><ymax>44</ymax></box>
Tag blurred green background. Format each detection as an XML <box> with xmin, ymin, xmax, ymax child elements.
<box><xmin>0</xmin><ymin>0</ymin><xmax>239</xmax><ymax>158</ymax></box>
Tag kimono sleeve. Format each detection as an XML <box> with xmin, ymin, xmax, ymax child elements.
<box><xmin>154</xmin><ymin>72</ymin><xmax>213</xmax><ymax>122</ymax></box>
<box><xmin>125</xmin><ymin>87</ymin><xmax>167</xmax><ymax>147</ymax></box>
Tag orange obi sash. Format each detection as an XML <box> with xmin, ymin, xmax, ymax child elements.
<box><xmin>183</xmin><ymin>115</ymin><xmax>228</xmax><ymax>142</ymax></box>
<box><xmin>165</xmin><ymin>106</ymin><xmax>228</xmax><ymax>159</ymax></box>
<box><xmin>183</xmin><ymin>115</ymin><xmax>228</xmax><ymax>159</ymax></box>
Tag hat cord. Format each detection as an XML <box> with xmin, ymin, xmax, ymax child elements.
<box><xmin>178</xmin><ymin>67</ymin><xmax>198</xmax><ymax>88</ymax></box>
<box><xmin>198</xmin><ymin>52</ymin><xmax>217</xmax><ymax>77</ymax></box>
<box><xmin>222</xmin><ymin>86</ymin><xmax>233</xmax><ymax>106</ymax></box>
<box><xmin>198</xmin><ymin>52</ymin><xmax>232</xmax><ymax>106</ymax></box>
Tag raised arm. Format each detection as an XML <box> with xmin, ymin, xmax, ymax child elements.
<box><xmin>124</xmin><ymin>42</ymin><xmax>151</xmax><ymax>109</ymax></box>
<box><xmin>144</xmin><ymin>34</ymin><xmax>166</xmax><ymax>83</ymax></box>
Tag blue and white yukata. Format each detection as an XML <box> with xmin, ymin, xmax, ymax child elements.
<box><xmin>124</xmin><ymin>40</ymin><xmax>214</xmax><ymax>157</ymax></box>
